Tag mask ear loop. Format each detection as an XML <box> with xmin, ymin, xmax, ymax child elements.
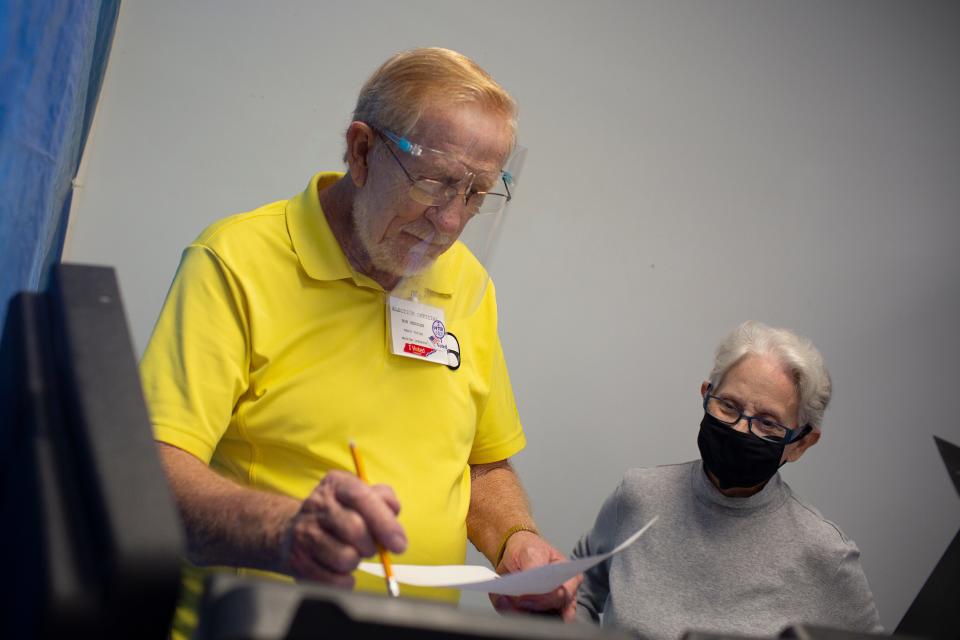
<box><xmin>786</xmin><ymin>424</ymin><xmax>813</xmax><ymax>444</ymax></box>
<box><xmin>777</xmin><ymin>424</ymin><xmax>814</xmax><ymax>469</ymax></box>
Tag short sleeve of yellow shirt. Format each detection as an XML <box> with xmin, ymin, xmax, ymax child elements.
<box><xmin>140</xmin><ymin>172</ymin><xmax>525</xmax><ymax>607</ymax></box>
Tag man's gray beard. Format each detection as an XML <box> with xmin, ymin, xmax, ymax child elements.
<box><xmin>352</xmin><ymin>192</ymin><xmax>445</xmax><ymax>278</ymax></box>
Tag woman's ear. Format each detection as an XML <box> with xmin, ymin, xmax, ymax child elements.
<box><xmin>784</xmin><ymin>428</ymin><xmax>821</xmax><ymax>463</ymax></box>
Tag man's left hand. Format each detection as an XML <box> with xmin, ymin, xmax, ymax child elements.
<box><xmin>490</xmin><ymin>531</ymin><xmax>581</xmax><ymax>622</ymax></box>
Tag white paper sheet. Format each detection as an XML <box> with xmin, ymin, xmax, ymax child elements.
<box><xmin>358</xmin><ymin>515</ymin><xmax>657</xmax><ymax>596</ymax></box>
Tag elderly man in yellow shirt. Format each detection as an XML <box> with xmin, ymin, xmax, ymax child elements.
<box><xmin>139</xmin><ymin>47</ymin><xmax>579</xmax><ymax>638</ymax></box>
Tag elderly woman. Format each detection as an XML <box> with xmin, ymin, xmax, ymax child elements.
<box><xmin>573</xmin><ymin>321</ymin><xmax>881</xmax><ymax>639</ymax></box>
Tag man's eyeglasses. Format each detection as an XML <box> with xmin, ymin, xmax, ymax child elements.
<box><xmin>374</xmin><ymin>128</ymin><xmax>513</xmax><ymax>216</ymax></box>
<box><xmin>703</xmin><ymin>384</ymin><xmax>811</xmax><ymax>444</ymax></box>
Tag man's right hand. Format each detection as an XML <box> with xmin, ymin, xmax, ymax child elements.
<box><xmin>281</xmin><ymin>469</ymin><xmax>407</xmax><ymax>587</ymax></box>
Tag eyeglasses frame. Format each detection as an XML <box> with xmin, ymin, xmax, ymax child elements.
<box><xmin>703</xmin><ymin>383</ymin><xmax>812</xmax><ymax>444</ymax></box>
<box><xmin>373</xmin><ymin>127</ymin><xmax>512</xmax><ymax>213</ymax></box>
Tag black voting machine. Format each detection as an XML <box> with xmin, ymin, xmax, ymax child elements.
<box><xmin>0</xmin><ymin>264</ymin><xmax>183</xmax><ymax>637</ymax></box>
<box><xmin>0</xmin><ymin>264</ymin><xmax>954</xmax><ymax>639</ymax></box>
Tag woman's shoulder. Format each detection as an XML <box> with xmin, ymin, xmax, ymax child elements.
<box><xmin>616</xmin><ymin>460</ymin><xmax>699</xmax><ymax>509</ymax></box>
<box><xmin>783</xmin><ymin>486</ymin><xmax>859</xmax><ymax>551</ymax></box>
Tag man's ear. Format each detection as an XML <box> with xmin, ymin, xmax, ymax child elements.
<box><xmin>700</xmin><ymin>381</ymin><xmax>710</xmax><ymax>399</ymax></box>
<box><xmin>345</xmin><ymin>121</ymin><xmax>375</xmax><ymax>188</ymax></box>
<box><xmin>784</xmin><ymin>428</ymin><xmax>821</xmax><ymax>463</ymax></box>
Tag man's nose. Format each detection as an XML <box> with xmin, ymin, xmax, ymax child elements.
<box><xmin>731</xmin><ymin>417</ymin><xmax>751</xmax><ymax>434</ymax></box>
<box><xmin>425</xmin><ymin>199</ymin><xmax>463</xmax><ymax>235</ymax></box>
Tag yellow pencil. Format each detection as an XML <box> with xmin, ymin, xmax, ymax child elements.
<box><xmin>349</xmin><ymin>440</ymin><xmax>400</xmax><ymax>598</ymax></box>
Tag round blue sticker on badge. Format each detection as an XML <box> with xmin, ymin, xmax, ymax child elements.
<box><xmin>432</xmin><ymin>319</ymin><xmax>445</xmax><ymax>339</ymax></box>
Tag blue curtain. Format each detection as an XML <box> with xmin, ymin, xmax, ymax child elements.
<box><xmin>0</xmin><ymin>0</ymin><xmax>120</xmax><ymax>334</ymax></box>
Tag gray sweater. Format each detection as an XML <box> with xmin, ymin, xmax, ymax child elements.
<box><xmin>572</xmin><ymin>461</ymin><xmax>881</xmax><ymax>639</ymax></box>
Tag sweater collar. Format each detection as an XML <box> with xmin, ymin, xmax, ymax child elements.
<box><xmin>691</xmin><ymin>459</ymin><xmax>787</xmax><ymax>515</ymax></box>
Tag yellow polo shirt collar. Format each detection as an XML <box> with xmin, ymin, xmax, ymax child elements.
<box><xmin>286</xmin><ymin>171</ymin><xmax>357</xmax><ymax>284</ymax></box>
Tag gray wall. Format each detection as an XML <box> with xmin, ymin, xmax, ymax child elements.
<box><xmin>64</xmin><ymin>0</ymin><xmax>960</xmax><ymax>630</ymax></box>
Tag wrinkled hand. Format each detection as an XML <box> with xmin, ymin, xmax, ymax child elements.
<box><xmin>281</xmin><ymin>469</ymin><xmax>406</xmax><ymax>588</ymax></box>
<box><xmin>490</xmin><ymin>531</ymin><xmax>581</xmax><ymax>622</ymax></box>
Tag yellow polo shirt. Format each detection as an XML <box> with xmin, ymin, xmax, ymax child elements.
<box><xmin>140</xmin><ymin>172</ymin><xmax>525</xmax><ymax>635</ymax></box>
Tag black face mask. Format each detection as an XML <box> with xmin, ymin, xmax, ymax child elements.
<box><xmin>697</xmin><ymin>412</ymin><xmax>785</xmax><ymax>490</ymax></box>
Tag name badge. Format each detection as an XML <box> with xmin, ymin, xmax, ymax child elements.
<box><xmin>387</xmin><ymin>295</ymin><xmax>449</xmax><ymax>365</ymax></box>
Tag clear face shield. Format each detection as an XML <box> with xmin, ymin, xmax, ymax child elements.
<box><xmin>374</xmin><ymin>127</ymin><xmax>527</xmax><ymax>366</ymax></box>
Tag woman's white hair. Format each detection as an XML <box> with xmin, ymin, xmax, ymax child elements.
<box><xmin>708</xmin><ymin>321</ymin><xmax>832</xmax><ymax>429</ymax></box>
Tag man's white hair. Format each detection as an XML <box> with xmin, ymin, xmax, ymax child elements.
<box><xmin>708</xmin><ymin>320</ymin><xmax>832</xmax><ymax>429</ymax></box>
